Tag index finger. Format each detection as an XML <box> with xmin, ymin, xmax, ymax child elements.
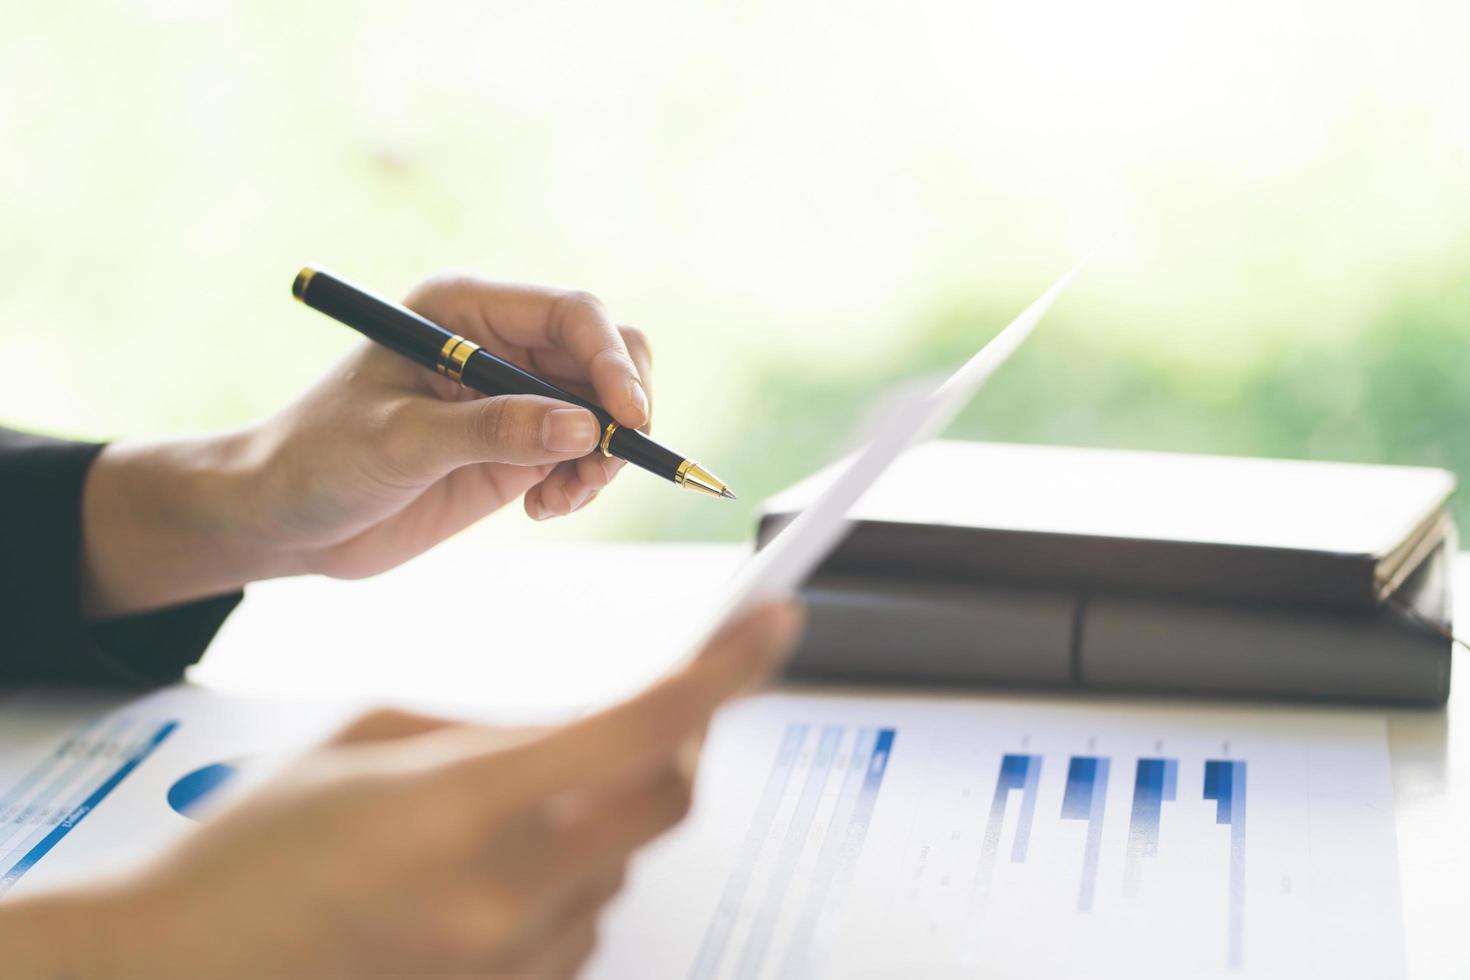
<box><xmin>450</xmin><ymin>602</ymin><xmax>802</xmax><ymax>810</ymax></box>
<box><xmin>439</xmin><ymin>279</ymin><xmax>649</xmax><ymax>429</ymax></box>
<box><xmin>545</xmin><ymin>291</ymin><xmax>649</xmax><ymax>429</ymax></box>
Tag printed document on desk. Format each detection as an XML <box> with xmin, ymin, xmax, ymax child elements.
<box><xmin>589</xmin><ymin>691</ymin><xmax>1404</xmax><ymax>980</ymax></box>
<box><xmin>0</xmin><ymin>686</ymin><xmax>358</xmax><ymax>895</ymax></box>
<box><xmin>0</xmin><ymin>683</ymin><xmax>572</xmax><ymax>896</ymax></box>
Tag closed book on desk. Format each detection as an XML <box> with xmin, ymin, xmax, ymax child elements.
<box><xmin>759</xmin><ymin>441</ymin><xmax>1456</xmax><ymax>608</ymax></box>
<box><xmin>758</xmin><ymin>442</ymin><xmax>1457</xmax><ymax>705</ymax></box>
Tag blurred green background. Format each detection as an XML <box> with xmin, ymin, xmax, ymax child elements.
<box><xmin>3</xmin><ymin>0</ymin><xmax>1468</xmax><ymax>543</ymax></box>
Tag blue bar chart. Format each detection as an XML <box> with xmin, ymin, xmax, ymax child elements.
<box><xmin>688</xmin><ymin>724</ymin><xmax>809</xmax><ymax>979</ymax></box>
<box><xmin>1204</xmin><ymin>759</ymin><xmax>1248</xmax><ymax>969</ymax></box>
<box><xmin>1126</xmin><ymin>758</ymin><xmax>1179</xmax><ymax>897</ymax></box>
<box><xmin>683</xmin><ymin>727</ymin><xmax>1259</xmax><ymax>978</ymax></box>
<box><xmin>689</xmin><ymin>724</ymin><xmax>896</xmax><ymax>980</ymax></box>
<box><xmin>592</xmin><ymin>694</ymin><xmax>1404</xmax><ymax>980</ymax></box>
<box><xmin>980</xmin><ymin>752</ymin><xmax>1043</xmax><ymax>870</ymax></box>
<box><xmin>1059</xmin><ymin>756</ymin><xmax>1110</xmax><ymax>911</ymax></box>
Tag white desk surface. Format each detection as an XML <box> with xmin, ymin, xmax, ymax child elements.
<box><xmin>194</xmin><ymin>536</ymin><xmax>1470</xmax><ymax>980</ymax></box>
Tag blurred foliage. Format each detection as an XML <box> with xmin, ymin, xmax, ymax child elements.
<box><xmin>651</xmin><ymin>257</ymin><xmax>1470</xmax><ymax>541</ymax></box>
<box><xmin>2</xmin><ymin>1</ymin><xmax>1468</xmax><ymax>545</ymax></box>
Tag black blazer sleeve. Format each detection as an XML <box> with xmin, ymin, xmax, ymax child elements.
<box><xmin>0</xmin><ymin>427</ymin><xmax>241</xmax><ymax>687</ymax></box>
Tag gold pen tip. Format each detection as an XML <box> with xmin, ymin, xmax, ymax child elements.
<box><xmin>675</xmin><ymin>461</ymin><xmax>737</xmax><ymax>499</ymax></box>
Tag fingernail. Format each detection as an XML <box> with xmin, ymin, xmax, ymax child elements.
<box><xmin>569</xmin><ymin>485</ymin><xmax>595</xmax><ymax>511</ymax></box>
<box><xmin>543</xmin><ymin>409</ymin><xmax>599</xmax><ymax>453</ymax></box>
<box><xmin>628</xmin><ymin>378</ymin><xmax>650</xmax><ymax>424</ymax></box>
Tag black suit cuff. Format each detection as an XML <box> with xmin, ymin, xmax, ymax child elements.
<box><xmin>0</xmin><ymin>429</ymin><xmax>242</xmax><ymax>687</ymax></box>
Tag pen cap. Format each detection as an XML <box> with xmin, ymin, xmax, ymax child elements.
<box><xmin>294</xmin><ymin>267</ymin><xmax>456</xmax><ymax>368</ymax></box>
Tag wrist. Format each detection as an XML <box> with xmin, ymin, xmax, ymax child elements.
<box><xmin>191</xmin><ymin>424</ymin><xmax>312</xmax><ymax>584</ymax></box>
<box><xmin>80</xmin><ymin>428</ymin><xmax>290</xmax><ymax>619</ymax></box>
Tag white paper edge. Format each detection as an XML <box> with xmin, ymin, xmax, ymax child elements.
<box><xmin>704</xmin><ymin>258</ymin><xmax>1087</xmax><ymax>639</ymax></box>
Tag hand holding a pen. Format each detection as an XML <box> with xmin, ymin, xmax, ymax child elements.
<box><xmin>259</xmin><ymin>271</ymin><xmax>658</xmax><ymax>563</ymax></box>
<box><xmin>80</xmin><ymin>272</ymin><xmax>656</xmax><ymax>618</ymax></box>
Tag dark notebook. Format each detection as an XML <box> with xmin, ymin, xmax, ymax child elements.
<box><xmin>757</xmin><ymin>441</ymin><xmax>1457</xmax><ymax>705</ymax></box>
<box><xmin>759</xmin><ymin>441</ymin><xmax>1456</xmax><ymax>608</ymax></box>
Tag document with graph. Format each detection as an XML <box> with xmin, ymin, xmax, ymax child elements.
<box><xmin>589</xmin><ymin>691</ymin><xmax>1403</xmax><ymax>979</ymax></box>
<box><xmin>0</xmin><ymin>686</ymin><xmax>358</xmax><ymax>896</ymax></box>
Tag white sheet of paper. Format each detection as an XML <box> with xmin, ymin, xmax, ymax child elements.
<box><xmin>710</xmin><ymin>260</ymin><xmax>1084</xmax><ymax>628</ymax></box>
<box><xmin>588</xmin><ymin>691</ymin><xmax>1405</xmax><ymax>980</ymax></box>
<box><xmin>0</xmin><ymin>686</ymin><xmax>1406</xmax><ymax>979</ymax></box>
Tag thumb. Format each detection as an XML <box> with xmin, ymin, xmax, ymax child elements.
<box><xmin>415</xmin><ymin>394</ymin><xmax>602</xmax><ymax>470</ymax></box>
<box><xmin>443</xmin><ymin>601</ymin><xmax>806</xmax><ymax>811</ymax></box>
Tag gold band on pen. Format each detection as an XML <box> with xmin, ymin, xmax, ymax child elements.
<box><xmin>435</xmin><ymin>336</ymin><xmax>460</xmax><ymax>376</ymax></box>
<box><xmin>674</xmin><ymin>458</ymin><xmax>694</xmax><ymax>486</ymax></box>
<box><xmin>600</xmin><ymin>422</ymin><xmax>620</xmax><ymax>458</ymax></box>
<box><xmin>435</xmin><ymin>335</ymin><xmax>479</xmax><ymax>384</ymax></box>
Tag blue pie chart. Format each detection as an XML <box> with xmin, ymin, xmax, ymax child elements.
<box><xmin>167</xmin><ymin>760</ymin><xmax>242</xmax><ymax>820</ymax></box>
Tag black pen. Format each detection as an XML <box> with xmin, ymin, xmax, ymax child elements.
<box><xmin>292</xmin><ymin>267</ymin><xmax>736</xmax><ymax>499</ymax></box>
